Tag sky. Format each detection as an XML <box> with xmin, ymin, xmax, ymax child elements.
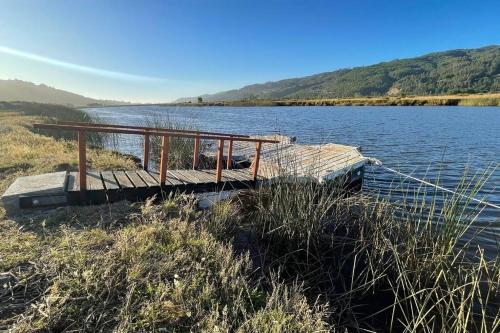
<box><xmin>0</xmin><ymin>0</ymin><xmax>499</xmax><ymax>103</ymax></box>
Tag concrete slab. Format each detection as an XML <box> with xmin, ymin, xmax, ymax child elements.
<box><xmin>1</xmin><ymin>171</ymin><xmax>68</xmax><ymax>215</ymax></box>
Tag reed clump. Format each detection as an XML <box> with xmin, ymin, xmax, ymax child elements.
<box><xmin>144</xmin><ymin>115</ymin><xmax>200</xmax><ymax>170</ymax></box>
<box><xmin>240</xmin><ymin>173</ymin><xmax>499</xmax><ymax>332</ymax></box>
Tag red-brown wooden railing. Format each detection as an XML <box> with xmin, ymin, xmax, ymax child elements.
<box><xmin>55</xmin><ymin>121</ymin><xmax>249</xmax><ymax>172</ymax></box>
<box><xmin>34</xmin><ymin>122</ymin><xmax>278</xmax><ymax>191</ymax></box>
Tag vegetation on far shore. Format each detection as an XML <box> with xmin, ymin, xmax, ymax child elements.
<box><xmin>172</xmin><ymin>92</ymin><xmax>500</xmax><ymax>107</ymax></box>
<box><xmin>0</xmin><ymin>103</ymin><xmax>498</xmax><ymax>332</ymax></box>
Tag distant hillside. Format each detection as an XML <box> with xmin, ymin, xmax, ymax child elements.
<box><xmin>0</xmin><ymin>79</ymin><xmax>128</xmax><ymax>107</ymax></box>
<box><xmin>178</xmin><ymin>45</ymin><xmax>500</xmax><ymax>102</ymax></box>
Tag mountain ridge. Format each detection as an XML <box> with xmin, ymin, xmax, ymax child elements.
<box><xmin>177</xmin><ymin>45</ymin><xmax>500</xmax><ymax>102</ymax></box>
<box><xmin>0</xmin><ymin>79</ymin><xmax>128</xmax><ymax>107</ymax></box>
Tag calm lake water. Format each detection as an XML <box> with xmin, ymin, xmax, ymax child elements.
<box><xmin>85</xmin><ymin>106</ymin><xmax>499</xmax><ymax>253</ymax></box>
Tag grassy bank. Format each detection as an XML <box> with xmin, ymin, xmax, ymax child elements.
<box><xmin>0</xmin><ymin>103</ymin><xmax>137</xmax><ymax>217</ymax></box>
<box><xmin>171</xmin><ymin>93</ymin><xmax>500</xmax><ymax>107</ymax></box>
<box><xmin>0</xmin><ymin>103</ymin><xmax>498</xmax><ymax>332</ymax></box>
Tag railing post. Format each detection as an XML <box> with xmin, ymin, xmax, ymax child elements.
<box><xmin>193</xmin><ymin>135</ymin><xmax>200</xmax><ymax>170</ymax></box>
<box><xmin>143</xmin><ymin>133</ymin><xmax>150</xmax><ymax>171</ymax></box>
<box><xmin>252</xmin><ymin>141</ymin><xmax>262</xmax><ymax>181</ymax></box>
<box><xmin>159</xmin><ymin>135</ymin><xmax>169</xmax><ymax>185</ymax></box>
<box><xmin>216</xmin><ymin>139</ymin><xmax>224</xmax><ymax>183</ymax></box>
<box><xmin>78</xmin><ymin>130</ymin><xmax>87</xmax><ymax>191</ymax></box>
<box><xmin>227</xmin><ymin>138</ymin><xmax>233</xmax><ymax>169</ymax></box>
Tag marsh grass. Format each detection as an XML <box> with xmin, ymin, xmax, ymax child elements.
<box><xmin>458</xmin><ymin>97</ymin><xmax>500</xmax><ymax>106</ymax></box>
<box><xmin>175</xmin><ymin>93</ymin><xmax>500</xmax><ymax>107</ymax></box>
<box><xmin>240</xmin><ymin>168</ymin><xmax>499</xmax><ymax>332</ymax></box>
<box><xmin>205</xmin><ymin>199</ymin><xmax>242</xmax><ymax>240</ymax></box>
<box><xmin>0</xmin><ymin>162</ymin><xmax>497</xmax><ymax>331</ymax></box>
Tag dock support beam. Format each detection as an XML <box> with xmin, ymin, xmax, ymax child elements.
<box><xmin>253</xmin><ymin>141</ymin><xmax>262</xmax><ymax>181</ymax></box>
<box><xmin>78</xmin><ymin>130</ymin><xmax>87</xmax><ymax>191</ymax></box>
<box><xmin>193</xmin><ymin>135</ymin><xmax>200</xmax><ymax>169</ymax></box>
<box><xmin>227</xmin><ymin>139</ymin><xmax>233</xmax><ymax>169</ymax></box>
<box><xmin>159</xmin><ymin>135</ymin><xmax>169</xmax><ymax>185</ymax></box>
<box><xmin>216</xmin><ymin>139</ymin><xmax>224</xmax><ymax>183</ymax></box>
<box><xmin>143</xmin><ymin>133</ymin><xmax>150</xmax><ymax>171</ymax></box>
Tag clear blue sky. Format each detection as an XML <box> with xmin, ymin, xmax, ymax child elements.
<box><xmin>1</xmin><ymin>0</ymin><xmax>499</xmax><ymax>102</ymax></box>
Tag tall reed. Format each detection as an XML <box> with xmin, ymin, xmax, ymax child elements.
<box><xmin>144</xmin><ymin>114</ymin><xmax>201</xmax><ymax>170</ymax></box>
<box><xmin>243</xmin><ymin>166</ymin><xmax>499</xmax><ymax>331</ymax></box>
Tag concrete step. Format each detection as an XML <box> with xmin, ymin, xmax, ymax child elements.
<box><xmin>1</xmin><ymin>171</ymin><xmax>68</xmax><ymax>215</ymax></box>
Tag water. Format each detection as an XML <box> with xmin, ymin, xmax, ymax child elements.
<box><xmin>85</xmin><ymin>106</ymin><xmax>499</xmax><ymax>253</ymax></box>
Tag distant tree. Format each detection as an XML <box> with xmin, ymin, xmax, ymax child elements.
<box><xmin>197</xmin><ymin>97</ymin><xmax>203</xmax><ymax>103</ymax></box>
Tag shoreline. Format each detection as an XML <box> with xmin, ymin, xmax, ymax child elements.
<box><xmin>80</xmin><ymin>93</ymin><xmax>500</xmax><ymax>108</ymax></box>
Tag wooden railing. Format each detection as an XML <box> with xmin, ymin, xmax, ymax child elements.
<box><xmin>54</xmin><ymin>121</ymin><xmax>250</xmax><ymax>171</ymax></box>
<box><xmin>33</xmin><ymin>122</ymin><xmax>279</xmax><ymax>191</ymax></box>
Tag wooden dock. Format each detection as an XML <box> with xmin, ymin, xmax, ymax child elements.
<box><xmin>1</xmin><ymin>122</ymin><xmax>369</xmax><ymax>213</ymax></box>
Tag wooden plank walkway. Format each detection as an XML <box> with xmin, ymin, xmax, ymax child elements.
<box><xmin>66</xmin><ymin>168</ymin><xmax>260</xmax><ymax>204</ymax></box>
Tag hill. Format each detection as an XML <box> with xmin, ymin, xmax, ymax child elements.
<box><xmin>178</xmin><ymin>45</ymin><xmax>500</xmax><ymax>102</ymax></box>
<box><xmin>0</xmin><ymin>79</ymin><xmax>128</xmax><ymax>107</ymax></box>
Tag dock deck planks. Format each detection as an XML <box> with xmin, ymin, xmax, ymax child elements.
<box><xmin>125</xmin><ymin>171</ymin><xmax>147</xmax><ymax>188</ymax></box>
<box><xmin>204</xmin><ymin>136</ymin><xmax>368</xmax><ymax>183</ymax></box>
<box><xmin>6</xmin><ymin>125</ymin><xmax>371</xmax><ymax>212</ymax></box>
<box><xmin>67</xmin><ymin>171</ymin><xmax>104</xmax><ymax>192</ymax></box>
<box><xmin>101</xmin><ymin>171</ymin><xmax>120</xmax><ymax>190</ymax></box>
<box><xmin>113</xmin><ymin>171</ymin><xmax>135</xmax><ymax>189</ymax></box>
<box><xmin>63</xmin><ymin>168</ymin><xmax>257</xmax><ymax>205</ymax></box>
<box><xmin>61</xmin><ymin>137</ymin><xmax>367</xmax><ymax>207</ymax></box>
<box><xmin>136</xmin><ymin>170</ymin><xmax>159</xmax><ymax>187</ymax></box>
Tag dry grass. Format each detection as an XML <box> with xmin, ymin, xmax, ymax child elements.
<box><xmin>0</xmin><ymin>198</ymin><xmax>331</xmax><ymax>332</ymax></box>
<box><xmin>274</xmin><ymin>93</ymin><xmax>500</xmax><ymax>106</ymax></box>
<box><xmin>0</xmin><ymin>108</ymin><xmax>137</xmax><ymax>218</ymax></box>
<box><xmin>0</xmin><ymin>106</ymin><xmax>330</xmax><ymax>332</ymax></box>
